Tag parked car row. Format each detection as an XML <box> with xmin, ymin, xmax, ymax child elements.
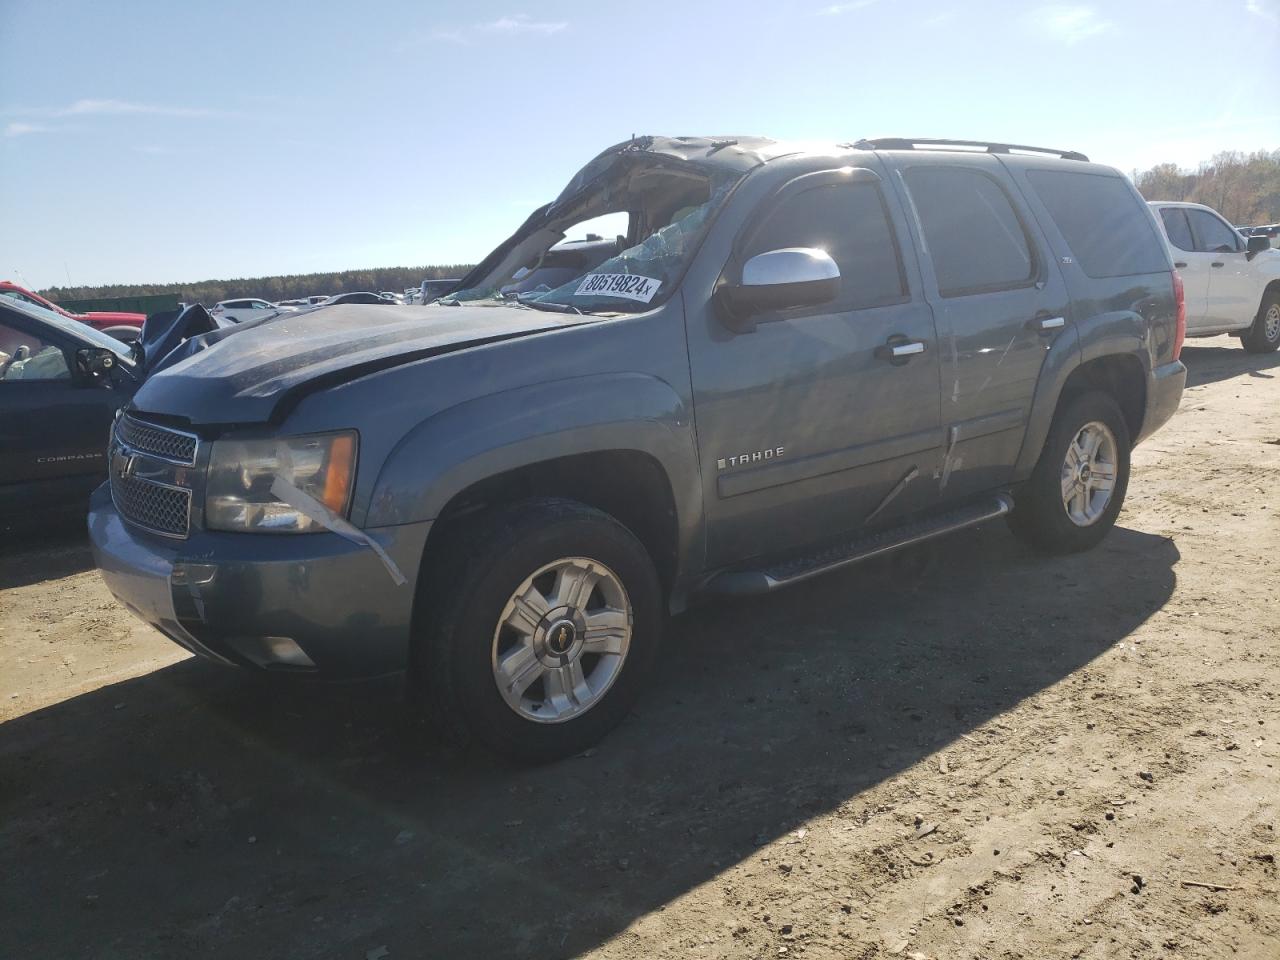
<box><xmin>1238</xmin><ymin>222</ymin><xmax>1279</xmax><ymax>241</ymax></box>
<box><xmin>211</xmin><ymin>291</ymin><xmax>404</xmax><ymax>322</ymax></box>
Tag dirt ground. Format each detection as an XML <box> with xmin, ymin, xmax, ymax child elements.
<box><xmin>2</xmin><ymin>336</ymin><xmax>1278</xmax><ymax>960</ymax></box>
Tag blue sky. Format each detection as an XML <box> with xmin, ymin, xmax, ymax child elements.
<box><xmin>1</xmin><ymin>0</ymin><xmax>1276</xmax><ymax>290</ymax></box>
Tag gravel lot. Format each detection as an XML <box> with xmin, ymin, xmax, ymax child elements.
<box><xmin>2</xmin><ymin>337</ymin><xmax>1277</xmax><ymax>960</ymax></box>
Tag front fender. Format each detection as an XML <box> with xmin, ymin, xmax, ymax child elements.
<box><xmin>363</xmin><ymin>372</ymin><xmax>703</xmax><ymax>566</ymax></box>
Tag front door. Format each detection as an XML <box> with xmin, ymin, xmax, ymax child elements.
<box><xmin>0</xmin><ymin>315</ymin><xmax>118</xmax><ymax>503</ymax></box>
<box><xmin>685</xmin><ymin>165</ymin><xmax>943</xmax><ymax>568</ymax></box>
<box><xmin>1185</xmin><ymin>207</ymin><xmax>1257</xmax><ymax>329</ymax></box>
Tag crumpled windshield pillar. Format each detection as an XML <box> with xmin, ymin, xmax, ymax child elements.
<box><xmin>446</xmin><ymin>161</ymin><xmax>739</xmax><ymax>315</ymax></box>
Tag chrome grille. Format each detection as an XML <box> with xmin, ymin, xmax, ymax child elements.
<box><xmin>111</xmin><ymin>473</ymin><xmax>191</xmax><ymax>537</ymax></box>
<box><xmin>111</xmin><ymin>416</ymin><xmax>199</xmax><ymax>538</ymax></box>
<box><xmin>116</xmin><ymin>416</ymin><xmax>198</xmax><ymax>464</ymax></box>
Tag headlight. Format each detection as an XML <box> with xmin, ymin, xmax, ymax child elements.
<box><xmin>205</xmin><ymin>431</ymin><xmax>357</xmax><ymax>533</ymax></box>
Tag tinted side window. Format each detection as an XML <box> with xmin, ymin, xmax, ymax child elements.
<box><xmin>1187</xmin><ymin>209</ymin><xmax>1240</xmax><ymax>253</ymax></box>
<box><xmin>1025</xmin><ymin>170</ymin><xmax>1169</xmax><ymax>278</ymax></box>
<box><xmin>1159</xmin><ymin>208</ymin><xmax>1195</xmax><ymax>251</ymax></box>
<box><xmin>744</xmin><ymin>181</ymin><xmax>906</xmax><ymax>310</ymax></box>
<box><xmin>903</xmin><ymin>167</ymin><xmax>1035</xmax><ymax>297</ymax></box>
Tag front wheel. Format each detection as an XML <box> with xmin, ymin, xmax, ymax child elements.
<box><xmin>415</xmin><ymin>498</ymin><xmax>662</xmax><ymax>762</ymax></box>
<box><xmin>1241</xmin><ymin>291</ymin><xmax>1280</xmax><ymax>354</ymax></box>
<box><xmin>1008</xmin><ymin>391</ymin><xmax>1131</xmax><ymax>554</ymax></box>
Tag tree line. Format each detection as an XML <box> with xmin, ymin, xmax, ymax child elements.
<box><xmin>1133</xmin><ymin>149</ymin><xmax>1280</xmax><ymax>225</ymax></box>
<box><xmin>39</xmin><ymin>264</ymin><xmax>473</xmax><ymax>306</ymax></box>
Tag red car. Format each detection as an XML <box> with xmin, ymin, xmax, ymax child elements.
<box><xmin>0</xmin><ymin>281</ymin><xmax>145</xmax><ymax>341</ymax></box>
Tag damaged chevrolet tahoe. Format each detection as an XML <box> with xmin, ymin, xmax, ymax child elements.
<box><xmin>91</xmin><ymin>135</ymin><xmax>1187</xmax><ymax>761</ymax></box>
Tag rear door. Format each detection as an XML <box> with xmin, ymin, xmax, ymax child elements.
<box><xmin>0</xmin><ymin>311</ymin><xmax>119</xmax><ymax>500</ymax></box>
<box><xmin>890</xmin><ymin>153</ymin><xmax>1069</xmax><ymax>501</ymax></box>
<box><xmin>1186</xmin><ymin>207</ymin><xmax>1256</xmax><ymax>328</ymax></box>
<box><xmin>1156</xmin><ymin>207</ymin><xmax>1211</xmax><ymax>328</ymax></box>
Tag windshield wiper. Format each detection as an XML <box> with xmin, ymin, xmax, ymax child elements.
<box><xmin>522</xmin><ymin>299</ymin><xmax>586</xmax><ymax>315</ymax></box>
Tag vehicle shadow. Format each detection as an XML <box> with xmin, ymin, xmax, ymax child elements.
<box><xmin>0</xmin><ymin>523</ymin><xmax>1179</xmax><ymax>960</ymax></box>
<box><xmin>1181</xmin><ymin>339</ymin><xmax>1280</xmax><ymax>388</ymax></box>
<box><xmin>0</xmin><ymin>511</ymin><xmax>94</xmax><ymax>589</ymax></box>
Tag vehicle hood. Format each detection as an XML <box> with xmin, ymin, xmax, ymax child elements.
<box><xmin>129</xmin><ymin>302</ymin><xmax>594</xmax><ymax>427</ymax></box>
<box><xmin>81</xmin><ymin>310</ymin><xmax>146</xmax><ymax>324</ymax></box>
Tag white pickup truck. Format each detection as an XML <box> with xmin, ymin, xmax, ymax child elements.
<box><xmin>1149</xmin><ymin>201</ymin><xmax>1280</xmax><ymax>353</ymax></box>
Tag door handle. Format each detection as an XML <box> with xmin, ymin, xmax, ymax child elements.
<box><xmin>1027</xmin><ymin>315</ymin><xmax>1066</xmax><ymax>333</ymax></box>
<box><xmin>1211</xmin><ymin>261</ymin><xmax>1225</xmax><ymax>268</ymax></box>
<box><xmin>1174</xmin><ymin>261</ymin><xmax>1188</xmax><ymax>269</ymax></box>
<box><xmin>876</xmin><ymin>337</ymin><xmax>927</xmax><ymax>365</ymax></box>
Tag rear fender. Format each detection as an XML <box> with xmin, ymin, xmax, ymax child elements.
<box><xmin>1013</xmin><ymin>310</ymin><xmax>1152</xmax><ymax>479</ymax></box>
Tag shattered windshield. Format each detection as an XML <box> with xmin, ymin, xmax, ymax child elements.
<box><xmin>447</xmin><ymin>169</ymin><xmax>737</xmax><ymax>314</ymax></box>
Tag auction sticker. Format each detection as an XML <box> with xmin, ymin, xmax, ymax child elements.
<box><xmin>574</xmin><ymin>273</ymin><xmax>661</xmax><ymax>303</ymax></box>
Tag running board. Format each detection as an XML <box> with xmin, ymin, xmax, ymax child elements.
<box><xmin>704</xmin><ymin>493</ymin><xmax>1014</xmax><ymax>596</ymax></box>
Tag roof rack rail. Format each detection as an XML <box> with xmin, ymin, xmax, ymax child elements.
<box><xmin>847</xmin><ymin>138</ymin><xmax>1089</xmax><ymax>162</ymax></box>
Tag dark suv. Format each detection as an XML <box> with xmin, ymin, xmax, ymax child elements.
<box><xmin>90</xmin><ymin>135</ymin><xmax>1186</xmax><ymax>760</ymax></box>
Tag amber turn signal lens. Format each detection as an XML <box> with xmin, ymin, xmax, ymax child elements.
<box><xmin>321</xmin><ymin>433</ymin><xmax>356</xmax><ymax>514</ymax></box>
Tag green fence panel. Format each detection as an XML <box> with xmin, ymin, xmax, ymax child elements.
<box><xmin>57</xmin><ymin>293</ymin><xmax>182</xmax><ymax>316</ymax></box>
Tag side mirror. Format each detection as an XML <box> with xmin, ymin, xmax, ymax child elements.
<box><xmin>717</xmin><ymin>247</ymin><xmax>840</xmax><ymax>332</ymax></box>
<box><xmin>76</xmin><ymin>347</ymin><xmax>117</xmax><ymax>384</ymax></box>
<box><xmin>1246</xmin><ymin>235</ymin><xmax>1271</xmax><ymax>260</ymax></box>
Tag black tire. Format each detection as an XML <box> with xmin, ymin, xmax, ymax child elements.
<box><xmin>413</xmin><ymin>497</ymin><xmax>662</xmax><ymax>762</ymax></box>
<box><xmin>1241</xmin><ymin>290</ymin><xmax>1280</xmax><ymax>354</ymax></box>
<box><xmin>1008</xmin><ymin>391</ymin><xmax>1131</xmax><ymax>554</ymax></box>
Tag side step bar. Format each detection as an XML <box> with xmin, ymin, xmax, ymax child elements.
<box><xmin>704</xmin><ymin>493</ymin><xmax>1014</xmax><ymax>596</ymax></box>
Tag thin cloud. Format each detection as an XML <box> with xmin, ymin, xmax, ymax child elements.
<box><xmin>59</xmin><ymin>99</ymin><xmax>222</xmax><ymax>118</ymax></box>
<box><xmin>1025</xmin><ymin>5</ymin><xmax>1114</xmax><ymax>44</ymax></box>
<box><xmin>818</xmin><ymin>1</ymin><xmax>876</xmax><ymax>13</ymax></box>
<box><xmin>6</xmin><ymin>99</ymin><xmax>227</xmax><ymax>120</ymax></box>
<box><xmin>431</xmin><ymin>28</ymin><xmax>468</xmax><ymax>44</ymax></box>
<box><xmin>923</xmin><ymin>9</ymin><xmax>959</xmax><ymax>26</ymax></box>
<box><xmin>1245</xmin><ymin>0</ymin><xmax>1278</xmax><ymax>22</ymax></box>
<box><xmin>481</xmin><ymin>14</ymin><xmax>567</xmax><ymax>34</ymax></box>
<box><xmin>426</xmin><ymin>13</ymin><xmax>568</xmax><ymax>46</ymax></box>
<box><xmin>4</xmin><ymin>122</ymin><xmax>55</xmax><ymax>137</ymax></box>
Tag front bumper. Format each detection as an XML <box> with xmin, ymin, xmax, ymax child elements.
<box><xmin>1135</xmin><ymin>359</ymin><xmax>1187</xmax><ymax>445</ymax></box>
<box><xmin>88</xmin><ymin>484</ymin><xmax>431</xmax><ymax>677</ymax></box>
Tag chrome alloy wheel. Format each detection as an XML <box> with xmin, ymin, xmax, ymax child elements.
<box><xmin>1265</xmin><ymin>303</ymin><xmax>1280</xmax><ymax>343</ymax></box>
<box><xmin>491</xmin><ymin>557</ymin><xmax>632</xmax><ymax>723</ymax></box>
<box><xmin>1060</xmin><ymin>420</ymin><xmax>1119</xmax><ymax>527</ymax></box>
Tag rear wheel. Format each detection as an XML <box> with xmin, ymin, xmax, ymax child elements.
<box><xmin>1009</xmin><ymin>391</ymin><xmax>1130</xmax><ymax>554</ymax></box>
<box><xmin>414</xmin><ymin>498</ymin><xmax>662</xmax><ymax>762</ymax></box>
<box><xmin>1241</xmin><ymin>291</ymin><xmax>1280</xmax><ymax>354</ymax></box>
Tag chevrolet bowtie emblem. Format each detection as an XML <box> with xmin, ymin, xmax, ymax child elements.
<box><xmin>115</xmin><ymin>450</ymin><xmax>138</xmax><ymax>480</ymax></box>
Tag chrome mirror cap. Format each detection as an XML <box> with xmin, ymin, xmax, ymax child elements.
<box><xmin>742</xmin><ymin>247</ymin><xmax>840</xmax><ymax>286</ymax></box>
<box><xmin>718</xmin><ymin>247</ymin><xmax>841</xmax><ymax>332</ymax></box>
